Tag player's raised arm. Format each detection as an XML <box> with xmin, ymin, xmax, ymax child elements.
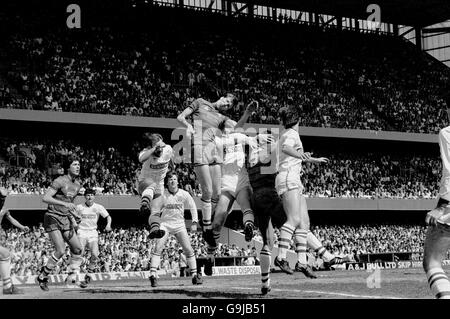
<box><xmin>234</xmin><ymin>100</ymin><xmax>258</xmax><ymax>129</ymax></box>
<box><xmin>177</xmin><ymin>104</ymin><xmax>195</xmax><ymax>137</ymax></box>
<box><xmin>4</xmin><ymin>210</ymin><xmax>29</xmax><ymax>232</ymax></box>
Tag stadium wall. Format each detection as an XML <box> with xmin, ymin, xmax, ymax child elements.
<box><xmin>3</xmin><ymin>195</ymin><xmax>437</xmax><ymax>211</ymax></box>
<box><xmin>0</xmin><ymin>109</ymin><xmax>438</xmax><ymax>143</ymax></box>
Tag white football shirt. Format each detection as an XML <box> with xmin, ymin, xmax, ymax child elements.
<box><xmin>76</xmin><ymin>202</ymin><xmax>109</xmax><ymax>231</ymax></box>
<box><xmin>160</xmin><ymin>189</ymin><xmax>198</xmax><ymax>225</ymax></box>
<box><xmin>217</xmin><ymin>132</ymin><xmax>255</xmax><ymax>177</ymax></box>
<box><xmin>277</xmin><ymin>128</ymin><xmax>303</xmax><ymax>173</ymax></box>
<box><xmin>138</xmin><ymin>145</ymin><xmax>173</xmax><ymax>183</ymax></box>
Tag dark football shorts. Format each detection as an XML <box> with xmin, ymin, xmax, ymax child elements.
<box><xmin>251</xmin><ymin>186</ymin><xmax>286</xmax><ymax>228</ymax></box>
<box><xmin>44</xmin><ymin>212</ymin><xmax>75</xmax><ymax>233</ymax></box>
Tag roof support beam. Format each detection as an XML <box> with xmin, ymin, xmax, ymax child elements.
<box><xmin>423</xmin><ymin>31</ymin><xmax>448</xmax><ymax>38</ymax></box>
<box><xmin>296</xmin><ymin>11</ymin><xmax>304</xmax><ymax>22</ymax></box>
<box><xmin>415</xmin><ymin>26</ymin><xmax>422</xmax><ymax>50</ymax></box>
<box><xmin>399</xmin><ymin>27</ymin><xmax>414</xmax><ymax>38</ymax></box>
<box><xmin>231</xmin><ymin>3</ymin><xmax>248</xmax><ymax>16</ymax></box>
<box><xmin>323</xmin><ymin>16</ymin><xmax>336</xmax><ymax>26</ymax></box>
<box><xmin>422</xmin><ymin>27</ymin><xmax>450</xmax><ymax>34</ymax></box>
<box><xmin>423</xmin><ymin>44</ymin><xmax>450</xmax><ymax>52</ymax></box>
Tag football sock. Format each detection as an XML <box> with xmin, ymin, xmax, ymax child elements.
<box><xmin>278</xmin><ymin>223</ymin><xmax>295</xmax><ymax>260</ymax></box>
<box><xmin>426</xmin><ymin>267</ymin><xmax>450</xmax><ymax>299</ymax></box>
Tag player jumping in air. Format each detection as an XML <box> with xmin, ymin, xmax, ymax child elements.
<box><xmin>37</xmin><ymin>155</ymin><xmax>88</xmax><ymax>291</ymax></box>
<box><xmin>177</xmin><ymin>95</ymin><xmax>257</xmax><ymax>236</ymax></box>
<box><xmin>423</xmin><ymin>105</ymin><xmax>450</xmax><ymax>299</ymax></box>
<box><xmin>149</xmin><ymin>172</ymin><xmax>202</xmax><ymax>287</ymax></box>
<box><xmin>274</xmin><ymin>105</ymin><xmax>331</xmax><ymax>278</ymax></box>
<box><xmin>137</xmin><ymin>133</ymin><xmax>173</xmax><ymax>239</ymax></box>
<box><xmin>0</xmin><ymin>187</ymin><xmax>29</xmax><ymax>294</ymax></box>
<box><xmin>76</xmin><ymin>188</ymin><xmax>112</xmax><ymax>284</ymax></box>
<box><xmin>203</xmin><ymin>120</ymin><xmax>274</xmax><ymax>276</ymax></box>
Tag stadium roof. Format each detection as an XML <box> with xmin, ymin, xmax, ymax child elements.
<box><xmin>252</xmin><ymin>0</ymin><xmax>450</xmax><ymax>27</ymax></box>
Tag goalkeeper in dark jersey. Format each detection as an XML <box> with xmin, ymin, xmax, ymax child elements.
<box><xmin>247</xmin><ymin>130</ymin><xmax>284</xmax><ymax>295</ymax></box>
<box><xmin>247</xmin><ymin>132</ymin><xmax>351</xmax><ymax>295</ymax></box>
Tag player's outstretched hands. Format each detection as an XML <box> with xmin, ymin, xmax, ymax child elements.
<box><xmin>315</xmin><ymin>157</ymin><xmax>329</xmax><ymax>163</ymax></box>
<box><xmin>65</xmin><ymin>203</ymin><xmax>77</xmax><ymax>214</ymax></box>
<box><xmin>258</xmin><ymin>133</ymin><xmax>275</xmax><ymax>145</ymax></box>
<box><xmin>246</xmin><ymin>100</ymin><xmax>259</xmax><ymax>114</ymax></box>
<box><xmin>105</xmin><ymin>225</ymin><xmax>112</xmax><ymax>232</ymax></box>
<box><xmin>190</xmin><ymin>222</ymin><xmax>198</xmax><ymax>232</ymax></box>
<box><xmin>21</xmin><ymin>226</ymin><xmax>30</xmax><ymax>232</ymax></box>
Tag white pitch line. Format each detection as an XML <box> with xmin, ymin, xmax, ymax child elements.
<box><xmin>19</xmin><ymin>284</ymin><xmax>402</xmax><ymax>299</ymax></box>
<box><xmin>232</xmin><ymin>286</ymin><xmax>403</xmax><ymax>299</ymax></box>
<box><xmin>19</xmin><ymin>284</ymin><xmax>209</xmax><ymax>291</ymax></box>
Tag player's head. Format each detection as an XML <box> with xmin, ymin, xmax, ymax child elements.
<box><xmin>84</xmin><ymin>188</ymin><xmax>96</xmax><ymax>205</ymax></box>
<box><xmin>143</xmin><ymin>133</ymin><xmax>163</xmax><ymax>148</ymax></box>
<box><xmin>279</xmin><ymin>105</ymin><xmax>300</xmax><ymax>129</ymax></box>
<box><xmin>166</xmin><ymin>171</ymin><xmax>179</xmax><ymax>192</ymax></box>
<box><xmin>64</xmin><ymin>154</ymin><xmax>81</xmax><ymax>177</ymax></box>
<box><xmin>216</xmin><ymin>93</ymin><xmax>238</xmax><ymax>111</ymax></box>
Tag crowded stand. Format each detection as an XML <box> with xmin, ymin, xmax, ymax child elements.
<box><xmin>0</xmin><ymin>138</ymin><xmax>201</xmax><ymax>196</ymax></box>
<box><xmin>310</xmin><ymin>224</ymin><xmax>425</xmax><ymax>256</ymax></box>
<box><xmin>0</xmin><ymin>137</ymin><xmax>440</xmax><ymax>199</ymax></box>
<box><xmin>1</xmin><ymin>223</ymin><xmax>425</xmax><ymax>276</ymax></box>
<box><xmin>1</xmin><ymin>7</ymin><xmax>449</xmax><ymax>133</ymax></box>
<box><xmin>2</xmin><ymin>225</ymin><xmax>258</xmax><ymax>276</ymax></box>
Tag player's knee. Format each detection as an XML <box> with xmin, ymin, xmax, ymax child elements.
<box><xmin>212</xmin><ymin>211</ymin><xmax>226</xmax><ymax>225</ymax></box>
<box><xmin>287</xmin><ymin>215</ymin><xmax>301</xmax><ymax>227</ymax></box>
<box><xmin>70</xmin><ymin>247</ymin><xmax>82</xmax><ymax>256</ymax></box>
<box><xmin>212</xmin><ymin>222</ymin><xmax>222</xmax><ymax>232</ymax></box>
<box><xmin>264</xmin><ymin>237</ymin><xmax>274</xmax><ymax>250</ymax></box>
<box><xmin>298</xmin><ymin>220</ymin><xmax>310</xmax><ymax>230</ymax></box>
<box><xmin>0</xmin><ymin>248</ymin><xmax>10</xmax><ymax>260</ymax></box>
<box><xmin>54</xmin><ymin>250</ymin><xmax>65</xmax><ymax>259</ymax></box>
<box><xmin>211</xmin><ymin>187</ymin><xmax>220</xmax><ymax>199</ymax></box>
<box><xmin>201</xmin><ymin>189</ymin><xmax>213</xmax><ymax>201</ymax></box>
<box><xmin>262</xmin><ymin>244</ymin><xmax>272</xmax><ymax>253</ymax></box>
<box><xmin>185</xmin><ymin>248</ymin><xmax>194</xmax><ymax>258</ymax></box>
<box><xmin>422</xmin><ymin>258</ymin><xmax>435</xmax><ymax>272</ymax></box>
<box><xmin>142</xmin><ymin>187</ymin><xmax>154</xmax><ymax>198</ymax></box>
<box><xmin>153</xmin><ymin>246</ymin><xmax>163</xmax><ymax>255</ymax></box>
<box><xmin>423</xmin><ymin>254</ymin><xmax>440</xmax><ymax>272</ymax></box>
